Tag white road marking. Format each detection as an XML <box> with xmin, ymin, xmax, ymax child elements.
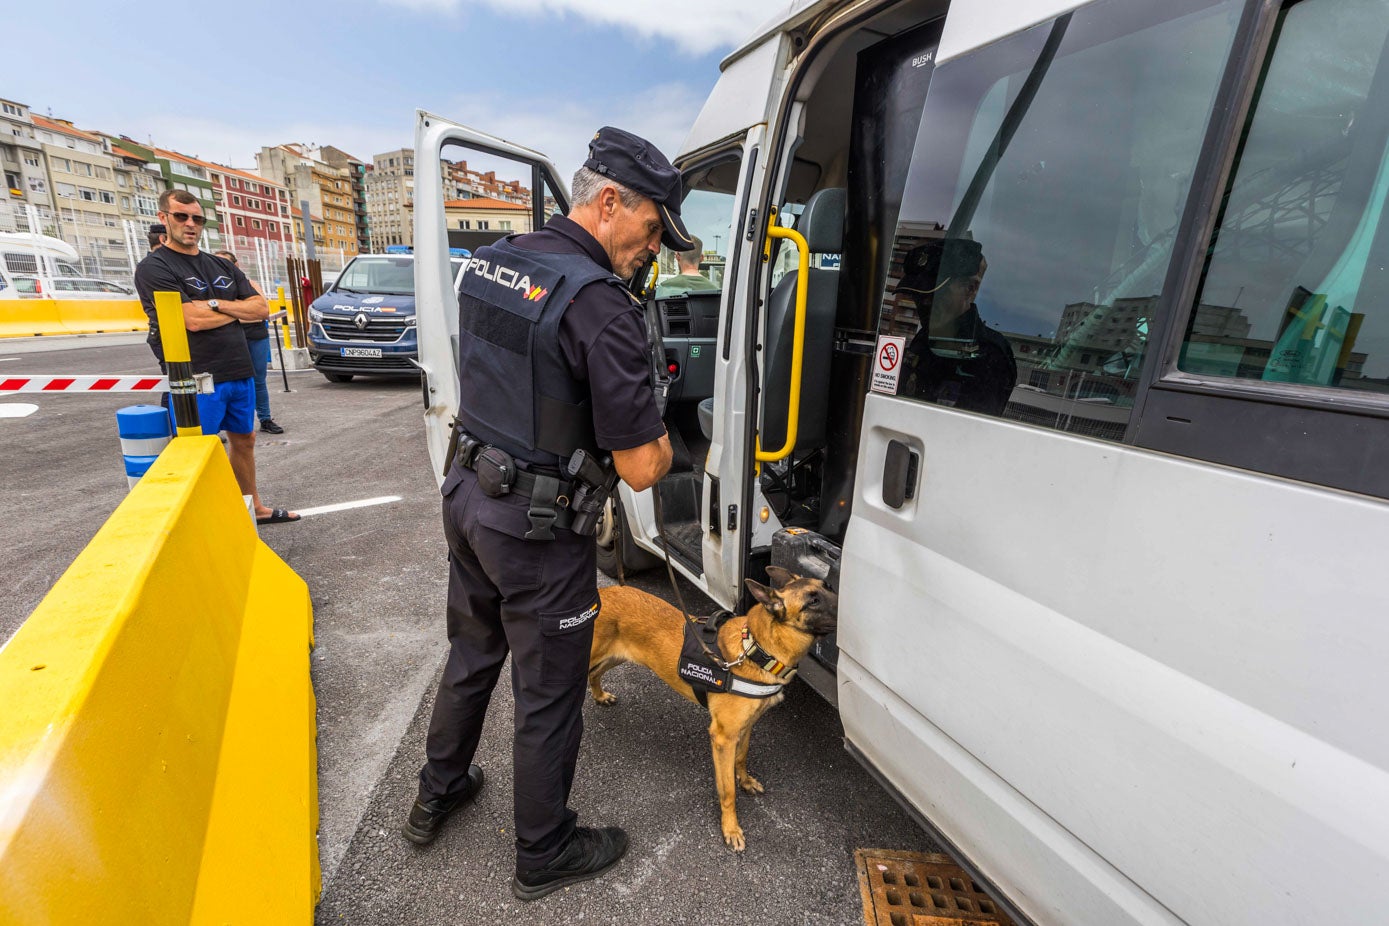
<box><xmin>0</xmin><ymin>357</ymin><xmax>19</xmax><ymax>362</ymax></box>
<box><xmin>294</xmin><ymin>495</ymin><xmax>403</xmax><ymax>518</ymax></box>
<box><xmin>0</xmin><ymin>403</ymin><xmax>39</xmax><ymax>418</ymax></box>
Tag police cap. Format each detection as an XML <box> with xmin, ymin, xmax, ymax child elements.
<box><xmin>898</xmin><ymin>237</ymin><xmax>983</xmax><ymax>295</ymax></box>
<box><xmin>585</xmin><ymin>126</ymin><xmax>694</xmax><ymax>251</ymax></box>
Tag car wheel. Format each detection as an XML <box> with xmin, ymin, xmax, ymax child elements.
<box><xmin>322</xmin><ymin>372</ymin><xmax>354</xmax><ymax>383</ymax></box>
<box><xmin>595</xmin><ymin>494</ymin><xmax>661</xmax><ymax>579</ymax></box>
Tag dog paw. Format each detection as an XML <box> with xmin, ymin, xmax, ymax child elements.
<box><xmin>591</xmin><ymin>690</ymin><xmax>617</xmax><ymax>706</ymax></box>
<box><xmin>723</xmin><ymin>826</ymin><xmax>746</xmax><ymax>852</ymax></box>
<box><xmin>738</xmin><ymin>775</ymin><xmax>764</xmax><ymax>795</ymax></box>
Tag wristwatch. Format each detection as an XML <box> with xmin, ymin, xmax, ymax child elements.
<box><xmin>208</xmin><ymin>299</ymin><xmax>222</xmax><ymax>313</ymax></box>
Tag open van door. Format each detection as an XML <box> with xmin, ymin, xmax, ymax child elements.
<box><xmin>413</xmin><ymin>110</ymin><xmax>571</xmax><ymax>485</ymax></box>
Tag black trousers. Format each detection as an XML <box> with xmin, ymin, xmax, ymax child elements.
<box><xmin>418</xmin><ymin>465</ymin><xmax>601</xmax><ymax>869</ymax></box>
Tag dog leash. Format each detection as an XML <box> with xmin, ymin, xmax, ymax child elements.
<box><xmin>651</xmin><ymin>486</ymin><xmax>745</xmax><ymax>671</ymax></box>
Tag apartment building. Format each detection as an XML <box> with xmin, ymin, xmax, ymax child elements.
<box><xmin>443</xmin><ymin>197</ymin><xmax>532</xmax><ymax>234</ymax></box>
<box><xmin>0</xmin><ymin>98</ymin><xmax>58</xmax><ymax>236</ymax></box>
<box><xmin>33</xmin><ymin>116</ymin><xmax>132</xmax><ymax>278</ymax></box>
<box><xmin>319</xmin><ymin>145</ymin><xmax>370</xmax><ymax>255</ymax></box>
<box><xmin>114</xmin><ymin>139</ymin><xmax>224</xmax><ymax>249</ymax></box>
<box><xmin>256</xmin><ymin>144</ymin><xmax>359</xmax><ymax>260</ymax></box>
<box><xmin>365</xmin><ymin>148</ymin><xmax>414</xmax><ymax>249</ymax></box>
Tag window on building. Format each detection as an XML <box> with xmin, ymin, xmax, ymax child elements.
<box><xmin>4</xmin><ymin>170</ymin><xmax>19</xmax><ymax>192</ymax></box>
<box><xmin>99</xmin><ymin>191</ymin><xmax>115</xmax><ymax>204</ymax></box>
<box><xmin>478</xmin><ymin>220</ymin><xmax>489</xmax><ymax>230</ymax></box>
<box><xmin>116</xmin><ymin>173</ymin><xmax>127</xmax><ymax>188</ymax></box>
<box><xmin>78</xmin><ymin>187</ymin><xmax>97</xmax><ymax>201</ymax></box>
<box><xmin>232</xmin><ymin>195</ymin><xmax>242</xmax><ymax>206</ymax></box>
<box><xmin>95</xmin><ymin>167</ymin><xmax>110</xmax><ymax>180</ymax></box>
<box><xmin>1</xmin><ymin>103</ymin><xmax>20</xmax><ymax>116</ymax></box>
<box><xmin>53</xmin><ymin>157</ymin><xmax>71</xmax><ymax>173</ymax></box>
<box><xmin>235</xmin><ymin>216</ymin><xmax>244</xmax><ymax>226</ymax></box>
<box><xmin>121</xmin><ymin>195</ymin><xmax>131</xmax><ymax>210</ymax></box>
<box><xmin>24</xmin><ymin>156</ymin><xmax>39</xmax><ymax>168</ymax></box>
<box><xmin>229</xmin><ymin>178</ymin><xmax>239</xmax><ymax>188</ymax></box>
<box><xmin>252</xmin><ymin>219</ymin><xmax>262</xmax><ymax>229</ymax></box>
<box><xmin>78</xmin><ymin>162</ymin><xmax>93</xmax><ymax>177</ymax></box>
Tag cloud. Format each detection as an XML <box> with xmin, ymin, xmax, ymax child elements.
<box><xmin>382</xmin><ymin>0</ymin><xmax>784</xmax><ymax>56</ymax></box>
<box><xmin>110</xmin><ymin>78</ymin><xmax>710</xmax><ymax>191</ymax></box>
<box><xmin>435</xmin><ymin>81</ymin><xmax>711</xmax><ymax>183</ymax></box>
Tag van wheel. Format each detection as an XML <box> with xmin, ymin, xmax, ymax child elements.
<box><xmin>323</xmin><ymin>372</ymin><xmax>354</xmax><ymax>383</ymax></box>
<box><xmin>595</xmin><ymin>495</ymin><xmax>661</xmax><ymax>578</ymax></box>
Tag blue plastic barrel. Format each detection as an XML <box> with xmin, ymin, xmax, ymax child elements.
<box><xmin>116</xmin><ymin>405</ymin><xmax>172</xmax><ymax>488</ymax></box>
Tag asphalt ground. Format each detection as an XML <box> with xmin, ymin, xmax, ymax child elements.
<box><xmin>1</xmin><ymin>335</ymin><xmax>934</xmax><ymax>925</ymax></box>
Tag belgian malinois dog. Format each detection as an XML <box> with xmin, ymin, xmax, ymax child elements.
<box><xmin>588</xmin><ymin>566</ymin><xmax>838</xmax><ymax>851</ymax></box>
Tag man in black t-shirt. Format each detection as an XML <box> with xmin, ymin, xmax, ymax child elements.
<box><xmin>134</xmin><ymin>189</ymin><xmax>298</xmax><ymax>525</ymax></box>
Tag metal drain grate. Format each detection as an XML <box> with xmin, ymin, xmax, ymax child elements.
<box><xmin>855</xmin><ymin>849</ymin><xmax>1014</xmax><ymax>926</ymax></box>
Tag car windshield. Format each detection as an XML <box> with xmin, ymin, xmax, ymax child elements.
<box><xmin>334</xmin><ymin>257</ymin><xmax>417</xmax><ymax>295</ymax></box>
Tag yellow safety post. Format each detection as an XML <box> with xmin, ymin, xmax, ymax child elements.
<box><xmin>755</xmin><ymin>214</ymin><xmax>810</xmax><ymax>463</ymax></box>
<box><xmin>153</xmin><ymin>290</ymin><xmax>202</xmax><ymax>437</ymax></box>
<box><xmin>278</xmin><ymin>285</ymin><xmax>294</xmax><ymax>350</ymax></box>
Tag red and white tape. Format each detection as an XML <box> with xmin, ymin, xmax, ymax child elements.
<box><xmin>0</xmin><ymin>375</ymin><xmax>168</xmax><ymax>393</ymax></box>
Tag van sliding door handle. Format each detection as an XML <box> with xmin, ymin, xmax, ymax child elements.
<box><xmin>882</xmin><ymin>440</ymin><xmax>919</xmax><ymax>509</ymax></box>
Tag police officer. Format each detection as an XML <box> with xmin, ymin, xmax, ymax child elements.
<box><xmin>404</xmin><ymin>127</ymin><xmax>680</xmax><ymax>901</ymax></box>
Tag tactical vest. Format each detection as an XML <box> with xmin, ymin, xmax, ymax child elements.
<box><xmin>456</xmin><ymin>237</ymin><xmax>627</xmax><ymax>466</ymax></box>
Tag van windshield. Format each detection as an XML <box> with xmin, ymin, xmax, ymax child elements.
<box><xmin>334</xmin><ymin>257</ymin><xmax>417</xmax><ymax>295</ymax></box>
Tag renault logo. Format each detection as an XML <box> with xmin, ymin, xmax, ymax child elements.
<box><xmin>353</xmin><ymin>312</ymin><xmax>370</xmax><ymax>330</ymax></box>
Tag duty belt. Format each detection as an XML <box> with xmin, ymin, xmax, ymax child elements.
<box><xmin>450</xmin><ymin>428</ymin><xmax>578</xmax><ymax>540</ymax></box>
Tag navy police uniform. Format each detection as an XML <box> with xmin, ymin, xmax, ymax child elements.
<box><xmin>417</xmin><ymin>125</ymin><xmax>692</xmax><ymax>872</ymax></box>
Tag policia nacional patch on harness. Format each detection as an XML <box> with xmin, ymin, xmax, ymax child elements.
<box><xmin>677</xmin><ymin>612</ymin><xmax>784</xmax><ymax>707</ymax></box>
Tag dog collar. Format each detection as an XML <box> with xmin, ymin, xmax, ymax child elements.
<box><xmin>740</xmin><ymin>628</ymin><xmax>797</xmax><ymax>682</ymax></box>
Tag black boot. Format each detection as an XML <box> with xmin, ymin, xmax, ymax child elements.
<box><xmin>512</xmin><ymin>826</ymin><xmax>629</xmax><ymax>901</ymax></box>
<box><xmin>402</xmin><ymin>765</ymin><xmax>484</xmax><ymax>845</ymax></box>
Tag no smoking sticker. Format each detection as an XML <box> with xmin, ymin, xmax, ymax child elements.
<box><xmin>871</xmin><ymin>335</ymin><xmax>907</xmax><ymax>394</ymax></box>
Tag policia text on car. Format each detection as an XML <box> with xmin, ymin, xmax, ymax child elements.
<box><xmin>404</xmin><ymin>126</ymin><xmax>682</xmax><ymax>902</ymax></box>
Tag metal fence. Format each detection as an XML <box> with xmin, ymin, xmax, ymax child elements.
<box><xmin>0</xmin><ymin>201</ymin><xmax>353</xmax><ymax>291</ymax></box>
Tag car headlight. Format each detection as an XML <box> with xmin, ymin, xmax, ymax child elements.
<box><xmin>309</xmin><ymin>307</ymin><xmax>324</xmax><ymax>321</ymax></box>
<box><xmin>400</xmin><ymin>316</ymin><xmax>417</xmax><ymax>325</ymax></box>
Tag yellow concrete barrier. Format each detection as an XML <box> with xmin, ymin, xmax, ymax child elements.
<box><xmin>0</xmin><ymin>437</ymin><xmax>318</xmax><ymax>923</ymax></box>
<box><xmin>0</xmin><ymin>300</ymin><xmax>68</xmax><ymax>338</ymax></box>
<box><xmin>0</xmin><ymin>298</ymin><xmax>148</xmax><ymax>338</ymax></box>
<box><xmin>53</xmin><ymin>297</ymin><xmax>148</xmax><ymax>335</ymax></box>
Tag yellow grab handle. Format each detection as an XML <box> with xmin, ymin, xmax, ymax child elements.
<box><xmin>755</xmin><ymin>215</ymin><xmax>809</xmax><ymax>463</ymax></box>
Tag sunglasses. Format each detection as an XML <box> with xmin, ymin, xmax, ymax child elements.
<box><xmin>166</xmin><ymin>211</ymin><xmax>207</xmax><ymax>226</ymax></box>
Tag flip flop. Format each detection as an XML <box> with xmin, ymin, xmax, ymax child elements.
<box><xmin>257</xmin><ymin>508</ymin><xmax>301</xmax><ymax>525</ymax></box>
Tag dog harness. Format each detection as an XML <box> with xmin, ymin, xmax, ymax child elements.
<box><xmin>678</xmin><ymin>610</ymin><xmax>799</xmax><ymax>708</ymax></box>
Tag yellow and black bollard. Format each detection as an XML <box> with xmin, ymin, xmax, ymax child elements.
<box><xmin>153</xmin><ymin>291</ymin><xmax>202</xmax><ymax>437</ymax></box>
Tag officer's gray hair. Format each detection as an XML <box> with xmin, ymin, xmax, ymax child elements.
<box><xmin>570</xmin><ymin>166</ymin><xmax>646</xmax><ymax>211</ymax></box>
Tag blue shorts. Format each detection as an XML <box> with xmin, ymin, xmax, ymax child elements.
<box><xmin>197</xmin><ymin>377</ymin><xmax>256</xmax><ymax>435</ymax></box>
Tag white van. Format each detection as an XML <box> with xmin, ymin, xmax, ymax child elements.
<box><xmin>414</xmin><ymin>0</ymin><xmax>1389</xmax><ymax>922</ymax></box>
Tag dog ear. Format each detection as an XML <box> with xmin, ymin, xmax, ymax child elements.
<box><xmin>744</xmin><ymin>578</ymin><xmax>786</xmax><ymax>620</ymax></box>
<box><xmin>765</xmin><ymin>565</ymin><xmax>796</xmax><ymax>589</ymax></box>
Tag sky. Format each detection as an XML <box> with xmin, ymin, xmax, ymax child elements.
<box><xmin>6</xmin><ymin>0</ymin><xmax>793</xmax><ymax>182</ymax></box>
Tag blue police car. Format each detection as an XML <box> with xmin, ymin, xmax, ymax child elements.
<box><xmin>308</xmin><ymin>249</ymin><xmax>468</xmax><ymax>383</ymax></box>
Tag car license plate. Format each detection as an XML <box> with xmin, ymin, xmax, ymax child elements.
<box><xmin>341</xmin><ymin>347</ymin><xmax>382</xmax><ymax>358</ymax></box>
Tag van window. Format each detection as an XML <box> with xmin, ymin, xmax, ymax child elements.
<box><xmin>882</xmin><ymin>0</ymin><xmax>1241</xmax><ymax>437</ymax></box>
<box><xmin>1179</xmin><ymin>0</ymin><xmax>1389</xmax><ymax>399</ymax></box>
<box><xmin>656</xmin><ymin>157</ymin><xmax>741</xmax><ymax>297</ymax></box>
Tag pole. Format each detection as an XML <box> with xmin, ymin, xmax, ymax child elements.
<box><xmin>273</xmin><ymin>285</ymin><xmax>291</xmax><ymax>393</ymax></box>
<box><xmin>300</xmin><ymin>199</ymin><xmax>316</xmax><ymax>260</ymax></box>
<box><xmin>153</xmin><ymin>291</ymin><xmax>202</xmax><ymax>436</ymax></box>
